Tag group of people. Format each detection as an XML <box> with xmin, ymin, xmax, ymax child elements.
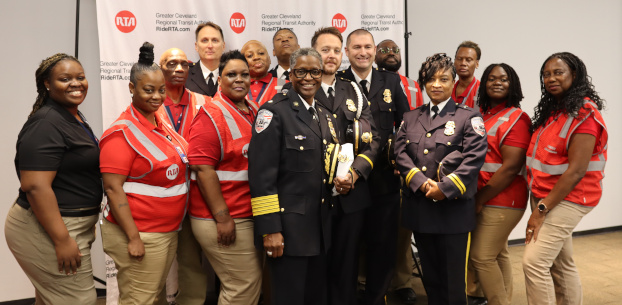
<box><xmin>6</xmin><ymin>19</ymin><xmax>607</xmax><ymax>305</ymax></box>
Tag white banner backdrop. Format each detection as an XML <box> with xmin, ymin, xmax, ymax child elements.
<box><xmin>96</xmin><ymin>0</ymin><xmax>405</xmax><ymax>129</ymax></box>
<box><xmin>96</xmin><ymin>1</ymin><xmax>404</xmax><ymax>303</ymax></box>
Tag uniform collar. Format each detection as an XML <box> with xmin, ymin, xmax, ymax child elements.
<box><xmin>163</xmin><ymin>87</ymin><xmax>190</xmax><ymax>107</ymax></box>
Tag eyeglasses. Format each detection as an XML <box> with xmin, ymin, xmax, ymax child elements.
<box><xmin>292</xmin><ymin>69</ymin><xmax>322</xmax><ymax>79</ymax></box>
<box><xmin>379</xmin><ymin>47</ymin><xmax>400</xmax><ymax>54</ymax></box>
<box><xmin>165</xmin><ymin>61</ymin><xmax>190</xmax><ymax>69</ymax></box>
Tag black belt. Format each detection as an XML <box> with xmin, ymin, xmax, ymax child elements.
<box><xmin>16</xmin><ymin>198</ymin><xmax>100</xmax><ymax>217</ymax></box>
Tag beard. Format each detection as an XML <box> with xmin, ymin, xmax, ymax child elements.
<box><xmin>378</xmin><ymin>58</ymin><xmax>401</xmax><ymax>72</ymax></box>
<box><xmin>323</xmin><ymin>62</ymin><xmax>340</xmax><ymax>75</ymax></box>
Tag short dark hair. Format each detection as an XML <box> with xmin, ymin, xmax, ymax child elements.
<box><xmin>290</xmin><ymin>48</ymin><xmax>323</xmax><ymax>69</ymax></box>
<box><xmin>418</xmin><ymin>53</ymin><xmax>456</xmax><ymax>89</ymax></box>
<box><xmin>311</xmin><ymin>27</ymin><xmax>343</xmax><ymax>48</ymax></box>
<box><xmin>477</xmin><ymin>63</ymin><xmax>524</xmax><ymax>112</ymax></box>
<box><xmin>455</xmin><ymin>40</ymin><xmax>481</xmax><ymax>60</ymax></box>
<box><xmin>272</xmin><ymin>28</ymin><xmax>298</xmax><ymax>42</ymax></box>
<box><xmin>130</xmin><ymin>41</ymin><xmax>160</xmax><ymax>85</ymax></box>
<box><xmin>195</xmin><ymin>22</ymin><xmax>224</xmax><ymax>42</ymax></box>
<box><xmin>346</xmin><ymin>28</ymin><xmax>374</xmax><ymax>47</ymax></box>
<box><xmin>218</xmin><ymin>50</ymin><xmax>248</xmax><ymax>76</ymax></box>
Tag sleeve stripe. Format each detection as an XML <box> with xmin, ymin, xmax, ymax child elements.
<box><xmin>358</xmin><ymin>154</ymin><xmax>374</xmax><ymax>169</ymax></box>
<box><xmin>251</xmin><ymin>194</ymin><xmax>280</xmax><ymax>216</ymax></box>
<box><xmin>447</xmin><ymin>173</ymin><xmax>466</xmax><ymax>194</ymax></box>
<box><xmin>405</xmin><ymin>168</ymin><xmax>420</xmax><ymax>186</ymax></box>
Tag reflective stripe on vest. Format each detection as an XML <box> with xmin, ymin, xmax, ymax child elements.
<box><xmin>189</xmin><ymin>170</ymin><xmax>248</xmax><ymax>182</ymax></box>
<box><xmin>275</xmin><ymin>77</ymin><xmax>286</xmax><ymax>91</ymax></box>
<box><xmin>110</xmin><ymin>120</ymin><xmax>167</xmax><ymax>161</ymax></box>
<box><xmin>211</xmin><ymin>99</ymin><xmax>243</xmax><ymax>140</ymax></box>
<box><xmin>406</xmin><ymin>78</ymin><xmax>418</xmax><ymax>108</ymax></box>
<box><xmin>123</xmin><ymin>181</ymin><xmax>188</xmax><ymax>197</ymax></box>
<box><xmin>487</xmin><ymin>108</ymin><xmax>520</xmax><ymax>136</ymax></box>
<box><xmin>526</xmin><ymin>156</ymin><xmax>606</xmax><ymax>175</ymax></box>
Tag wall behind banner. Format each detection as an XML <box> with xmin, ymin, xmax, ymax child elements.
<box><xmin>0</xmin><ymin>0</ymin><xmax>620</xmax><ymax>302</ymax></box>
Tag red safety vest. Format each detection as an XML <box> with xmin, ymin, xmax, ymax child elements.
<box><xmin>478</xmin><ymin>106</ymin><xmax>529</xmax><ymax>209</ymax></box>
<box><xmin>156</xmin><ymin>88</ymin><xmax>209</xmax><ymax>140</ymax></box>
<box><xmin>526</xmin><ymin>99</ymin><xmax>608</xmax><ymax>207</ymax></box>
<box><xmin>248</xmin><ymin>76</ymin><xmax>287</xmax><ymax>106</ymax></box>
<box><xmin>101</xmin><ymin>105</ymin><xmax>189</xmax><ymax>232</ymax></box>
<box><xmin>399</xmin><ymin>74</ymin><xmax>424</xmax><ymax>110</ymax></box>
<box><xmin>452</xmin><ymin>77</ymin><xmax>480</xmax><ymax>108</ymax></box>
<box><xmin>189</xmin><ymin>93</ymin><xmax>258</xmax><ymax>219</ymax></box>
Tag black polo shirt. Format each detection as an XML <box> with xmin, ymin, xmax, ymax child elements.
<box><xmin>15</xmin><ymin>99</ymin><xmax>103</xmax><ymax>209</ymax></box>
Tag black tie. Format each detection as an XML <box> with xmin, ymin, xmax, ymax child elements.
<box><xmin>327</xmin><ymin>87</ymin><xmax>335</xmax><ymax>106</ymax></box>
<box><xmin>432</xmin><ymin>105</ymin><xmax>439</xmax><ymax>120</ymax></box>
<box><xmin>207</xmin><ymin>72</ymin><xmax>217</xmax><ymax>95</ymax></box>
<box><xmin>308</xmin><ymin>106</ymin><xmax>318</xmax><ymax>122</ymax></box>
<box><xmin>360</xmin><ymin>80</ymin><xmax>369</xmax><ymax>97</ymax></box>
<box><xmin>283</xmin><ymin>70</ymin><xmax>290</xmax><ymax>81</ymax></box>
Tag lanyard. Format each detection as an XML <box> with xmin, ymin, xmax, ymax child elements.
<box><xmin>165</xmin><ymin>104</ymin><xmax>186</xmax><ymax>133</ymax></box>
<box><xmin>247</xmin><ymin>79</ymin><xmax>271</xmax><ymax>102</ymax></box>
<box><xmin>76</xmin><ymin>113</ymin><xmax>99</xmax><ymax>146</ymax></box>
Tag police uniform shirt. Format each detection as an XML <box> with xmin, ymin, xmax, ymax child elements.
<box><xmin>320</xmin><ymin>78</ymin><xmax>336</xmax><ymax>98</ymax></box>
<box><xmin>199</xmin><ymin>61</ymin><xmax>218</xmax><ymax>85</ymax></box>
<box><xmin>429</xmin><ymin>98</ymin><xmax>449</xmax><ymax>118</ymax></box>
<box><xmin>351</xmin><ymin>69</ymin><xmax>372</xmax><ymax>92</ymax></box>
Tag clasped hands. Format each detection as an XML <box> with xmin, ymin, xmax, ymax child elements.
<box><xmin>419</xmin><ymin>178</ymin><xmax>446</xmax><ymax>201</ymax></box>
<box><xmin>334</xmin><ymin>171</ymin><xmax>358</xmax><ymax>195</ymax></box>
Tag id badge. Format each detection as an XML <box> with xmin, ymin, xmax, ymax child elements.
<box><xmin>175</xmin><ymin>146</ymin><xmax>189</xmax><ymax>164</ymax></box>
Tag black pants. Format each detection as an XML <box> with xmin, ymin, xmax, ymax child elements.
<box><xmin>413</xmin><ymin>231</ymin><xmax>470</xmax><ymax>305</ymax></box>
<box><xmin>269</xmin><ymin>253</ymin><xmax>327</xmax><ymax>305</ymax></box>
<box><xmin>361</xmin><ymin>192</ymin><xmax>400</xmax><ymax>305</ymax></box>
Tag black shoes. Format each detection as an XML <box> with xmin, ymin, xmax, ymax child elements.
<box><xmin>395</xmin><ymin>288</ymin><xmax>417</xmax><ymax>305</ymax></box>
<box><xmin>467</xmin><ymin>296</ymin><xmax>488</xmax><ymax>305</ymax></box>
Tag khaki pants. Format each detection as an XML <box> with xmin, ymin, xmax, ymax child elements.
<box><xmin>191</xmin><ymin>218</ymin><xmax>262</xmax><ymax>305</ymax></box>
<box><xmin>522</xmin><ymin>200</ymin><xmax>591</xmax><ymax>305</ymax></box>
<box><xmin>175</xmin><ymin>215</ymin><xmax>210</xmax><ymax>305</ymax></box>
<box><xmin>4</xmin><ymin>203</ymin><xmax>98</xmax><ymax>305</ymax></box>
<box><xmin>390</xmin><ymin>222</ymin><xmax>416</xmax><ymax>291</ymax></box>
<box><xmin>102</xmin><ymin>219</ymin><xmax>178</xmax><ymax>305</ymax></box>
<box><xmin>468</xmin><ymin>206</ymin><xmax>525</xmax><ymax>305</ymax></box>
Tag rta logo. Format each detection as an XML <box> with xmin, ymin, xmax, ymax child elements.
<box><xmin>230</xmin><ymin>12</ymin><xmax>246</xmax><ymax>34</ymax></box>
<box><xmin>332</xmin><ymin>13</ymin><xmax>347</xmax><ymax>33</ymax></box>
<box><xmin>115</xmin><ymin>10</ymin><xmax>136</xmax><ymax>33</ymax></box>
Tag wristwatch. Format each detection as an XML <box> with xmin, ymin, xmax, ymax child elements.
<box><xmin>537</xmin><ymin>200</ymin><xmax>549</xmax><ymax>214</ymax></box>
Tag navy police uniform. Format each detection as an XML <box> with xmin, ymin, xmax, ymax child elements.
<box><xmin>394</xmin><ymin>100</ymin><xmax>487</xmax><ymax>305</ymax></box>
<box><xmin>248</xmin><ymin>89</ymin><xmax>337</xmax><ymax>305</ymax></box>
<box><xmin>338</xmin><ymin>67</ymin><xmax>410</xmax><ymax>305</ymax></box>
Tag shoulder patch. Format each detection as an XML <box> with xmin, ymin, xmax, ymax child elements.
<box><xmin>471</xmin><ymin>117</ymin><xmax>486</xmax><ymax>137</ymax></box>
<box><xmin>255</xmin><ymin>109</ymin><xmax>274</xmax><ymax>133</ymax></box>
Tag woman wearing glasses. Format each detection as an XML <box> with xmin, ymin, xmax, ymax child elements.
<box><xmin>248</xmin><ymin>48</ymin><xmax>338</xmax><ymax>305</ymax></box>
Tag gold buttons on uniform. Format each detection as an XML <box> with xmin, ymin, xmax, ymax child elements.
<box><xmin>423</xmin><ymin>149</ymin><xmax>429</xmax><ymax>154</ymax></box>
<box><xmin>422</xmin><ymin>166</ymin><xmax>427</xmax><ymax>172</ymax></box>
<box><xmin>323</xmin><ymin>179</ymin><xmax>326</xmax><ymax>183</ymax></box>
<box><xmin>322</xmin><ymin>198</ymin><xmax>325</xmax><ymax>203</ymax></box>
<box><xmin>281</xmin><ymin>208</ymin><xmax>285</xmax><ymax>212</ymax></box>
<box><xmin>406</xmin><ymin>140</ymin><xmax>410</xmax><ymax>143</ymax></box>
<box><xmin>300</xmin><ymin>146</ymin><xmax>304</xmax><ymax>150</ymax></box>
<box><xmin>323</xmin><ymin>139</ymin><xmax>327</xmax><ymax>144</ymax></box>
<box><xmin>447</xmin><ymin>142</ymin><xmax>451</xmax><ymax>146</ymax></box>
<box><xmin>426</xmin><ymin>133</ymin><xmax>431</xmax><ymax>138</ymax></box>
<box><xmin>333</xmin><ymin>114</ymin><xmax>337</xmax><ymax>118</ymax></box>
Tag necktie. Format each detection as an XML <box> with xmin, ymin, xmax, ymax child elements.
<box><xmin>359</xmin><ymin>80</ymin><xmax>369</xmax><ymax>97</ymax></box>
<box><xmin>283</xmin><ymin>70</ymin><xmax>290</xmax><ymax>80</ymax></box>
<box><xmin>327</xmin><ymin>87</ymin><xmax>335</xmax><ymax>106</ymax></box>
<box><xmin>432</xmin><ymin>105</ymin><xmax>439</xmax><ymax>120</ymax></box>
<box><xmin>308</xmin><ymin>106</ymin><xmax>318</xmax><ymax>122</ymax></box>
<box><xmin>207</xmin><ymin>72</ymin><xmax>217</xmax><ymax>94</ymax></box>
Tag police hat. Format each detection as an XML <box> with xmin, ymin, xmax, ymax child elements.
<box><xmin>345</xmin><ymin>119</ymin><xmax>373</xmax><ymax>156</ymax></box>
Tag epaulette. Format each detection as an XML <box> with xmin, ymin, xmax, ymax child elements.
<box><xmin>455</xmin><ymin>103</ymin><xmax>475</xmax><ymax>112</ymax></box>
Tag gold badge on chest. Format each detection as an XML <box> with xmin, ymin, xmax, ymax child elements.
<box><xmin>444</xmin><ymin>121</ymin><xmax>455</xmax><ymax>136</ymax></box>
<box><xmin>346</xmin><ymin>99</ymin><xmax>357</xmax><ymax>112</ymax></box>
<box><xmin>383</xmin><ymin>89</ymin><xmax>392</xmax><ymax>103</ymax></box>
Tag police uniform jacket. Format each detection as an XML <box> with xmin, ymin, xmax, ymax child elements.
<box><xmin>394</xmin><ymin>100</ymin><xmax>487</xmax><ymax>234</ymax></box>
<box><xmin>339</xmin><ymin>67</ymin><xmax>410</xmax><ymax>196</ymax></box>
<box><xmin>185</xmin><ymin>62</ymin><xmax>217</xmax><ymax>97</ymax></box>
<box><xmin>248</xmin><ymin>89</ymin><xmax>337</xmax><ymax>256</ymax></box>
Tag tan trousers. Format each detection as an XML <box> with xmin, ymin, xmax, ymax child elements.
<box><xmin>467</xmin><ymin>206</ymin><xmax>525</xmax><ymax>305</ymax></box>
<box><xmin>175</xmin><ymin>215</ymin><xmax>210</xmax><ymax>304</ymax></box>
<box><xmin>101</xmin><ymin>219</ymin><xmax>178</xmax><ymax>305</ymax></box>
<box><xmin>390</xmin><ymin>221</ymin><xmax>416</xmax><ymax>291</ymax></box>
<box><xmin>522</xmin><ymin>200</ymin><xmax>591</xmax><ymax>305</ymax></box>
<box><xmin>4</xmin><ymin>203</ymin><xmax>98</xmax><ymax>305</ymax></box>
<box><xmin>191</xmin><ymin>218</ymin><xmax>262</xmax><ymax>305</ymax></box>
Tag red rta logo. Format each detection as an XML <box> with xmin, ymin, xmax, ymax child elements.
<box><xmin>115</xmin><ymin>10</ymin><xmax>136</xmax><ymax>33</ymax></box>
<box><xmin>332</xmin><ymin>13</ymin><xmax>347</xmax><ymax>33</ymax></box>
<box><xmin>230</xmin><ymin>12</ymin><xmax>246</xmax><ymax>34</ymax></box>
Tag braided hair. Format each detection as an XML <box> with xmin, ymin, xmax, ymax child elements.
<box><xmin>130</xmin><ymin>42</ymin><xmax>160</xmax><ymax>85</ymax></box>
<box><xmin>417</xmin><ymin>53</ymin><xmax>456</xmax><ymax>90</ymax></box>
<box><xmin>477</xmin><ymin>63</ymin><xmax>524</xmax><ymax>113</ymax></box>
<box><xmin>30</xmin><ymin>53</ymin><xmax>81</xmax><ymax>118</ymax></box>
<box><xmin>532</xmin><ymin>52</ymin><xmax>604</xmax><ymax>132</ymax></box>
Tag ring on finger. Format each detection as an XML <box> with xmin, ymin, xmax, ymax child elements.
<box><xmin>266</xmin><ymin>251</ymin><xmax>273</xmax><ymax>255</ymax></box>
<box><xmin>527</xmin><ymin>229</ymin><xmax>534</xmax><ymax>233</ymax></box>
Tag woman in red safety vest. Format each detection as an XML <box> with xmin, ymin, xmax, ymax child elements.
<box><xmin>242</xmin><ymin>40</ymin><xmax>287</xmax><ymax>106</ymax></box>
<box><xmin>187</xmin><ymin>50</ymin><xmax>262</xmax><ymax>304</ymax></box>
<box><xmin>467</xmin><ymin>63</ymin><xmax>531</xmax><ymax>305</ymax></box>
<box><xmin>99</xmin><ymin>42</ymin><xmax>189</xmax><ymax>305</ymax></box>
<box><xmin>523</xmin><ymin>52</ymin><xmax>607</xmax><ymax>305</ymax></box>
